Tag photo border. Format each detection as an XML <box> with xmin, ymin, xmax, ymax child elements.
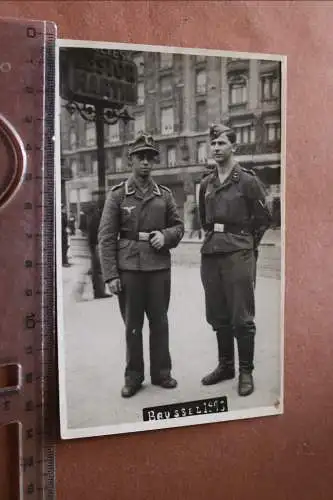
<box><xmin>55</xmin><ymin>38</ymin><xmax>287</xmax><ymax>440</ymax></box>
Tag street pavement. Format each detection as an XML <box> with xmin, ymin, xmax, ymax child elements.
<box><xmin>59</xmin><ymin>234</ymin><xmax>283</xmax><ymax>433</ymax></box>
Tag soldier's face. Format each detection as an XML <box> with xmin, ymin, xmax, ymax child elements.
<box><xmin>131</xmin><ymin>151</ymin><xmax>156</xmax><ymax>178</ymax></box>
<box><xmin>210</xmin><ymin>133</ymin><xmax>234</xmax><ymax>164</ymax></box>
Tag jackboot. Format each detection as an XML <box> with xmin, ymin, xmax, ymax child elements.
<box><xmin>201</xmin><ymin>328</ymin><xmax>235</xmax><ymax>385</ymax></box>
<box><xmin>236</xmin><ymin>333</ymin><xmax>255</xmax><ymax>396</ymax></box>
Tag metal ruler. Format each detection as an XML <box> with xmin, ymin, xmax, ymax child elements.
<box><xmin>0</xmin><ymin>17</ymin><xmax>57</xmax><ymax>499</ymax></box>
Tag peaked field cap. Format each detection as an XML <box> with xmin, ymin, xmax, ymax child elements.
<box><xmin>209</xmin><ymin>123</ymin><xmax>236</xmax><ymax>143</ymax></box>
<box><xmin>128</xmin><ymin>132</ymin><xmax>159</xmax><ymax>156</ymax></box>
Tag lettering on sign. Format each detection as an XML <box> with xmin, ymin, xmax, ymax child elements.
<box><xmin>61</xmin><ymin>49</ymin><xmax>138</xmax><ymax>107</ymax></box>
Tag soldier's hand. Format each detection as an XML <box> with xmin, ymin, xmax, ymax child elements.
<box><xmin>107</xmin><ymin>278</ymin><xmax>122</xmax><ymax>295</ymax></box>
<box><xmin>149</xmin><ymin>231</ymin><xmax>165</xmax><ymax>250</ymax></box>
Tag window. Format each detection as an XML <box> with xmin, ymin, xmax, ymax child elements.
<box><xmin>229</xmin><ymin>79</ymin><xmax>248</xmax><ymax>105</ymax></box>
<box><xmin>137</xmin><ymin>82</ymin><xmax>144</xmax><ymax>105</ymax></box>
<box><xmin>92</xmin><ymin>160</ymin><xmax>98</xmax><ymax>176</ymax></box>
<box><xmin>160</xmin><ymin>53</ymin><xmax>173</xmax><ymax>69</ymax></box>
<box><xmin>115</xmin><ymin>156</ymin><xmax>122</xmax><ymax>173</ymax></box>
<box><xmin>134</xmin><ymin>54</ymin><xmax>144</xmax><ymax>76</ymax></box>
<box><xmin>78</xmin><ymin>159</ymin><xmax>89</xmax><ymax>177</ymax></box>
<box><xmin>261</xmin><ymin>74</ymin><xmax>279</xmax><ymax>100</ymax></box>
<box><xmin>69</xmin><ymin>128</ymin><xmax>77</xmax><ymax>149</ymax></box>
<box><xmin>69</xmin><ymin>189</ymin><xmax>78</xmax><ymax>203</ymax></box>
<box><xmin>161</xmin><ymin>107</ymin><xmax>174</xmax><ymax>135</ymax></box>
<box><xmin>234</xmin><ymin>124</ymin><xmax>256</xmax><ymax>144</ymax></box>
<box><xmin>79</xmin><ymin>188</ymin><xmax>90</xmax><ymax>203</ymax></box>
<box><xmin>160</xmin><ymin>76</ymin><xmax>173</xmax><ymax>98</ymax></box>
<box><xmin>134</xmin><ymin>113</ymin><xmax>145</xmax><ymax>137</ymax></box>
<box><xmin>196</xmin><ymin>101</ymin><xmax>207</xmax><ymax>131</ymax></box>
<box><xmin>85</xmin><ymin>122</ymin><xmax>96</xmax><ymax>146</ymax></box>
<box><xmin>167</xmin><ymin>147</ymin><xmax>176</xmax><ymax>167</ymax></box>
<box><xmin>197</xmin><ymin>141</ymin><xmax>207</xmax><ymax>163</ymax></box>
<box><xmin>71</xmin><ymin>160</ymin><xmax>78</xmax><ymax>178</ymax></box>
<box><xmin>108</xmin><ymin>123</ymin><xmax>120</xmax><ymax>143</ymax></box>
<box><xmin>265</xmin><ymin>120</ymin><xmax>281</xmax><ymax>142</ymax></box>
<box><xmin>196</xmin><ymin>70</ymin><xmax>207</xmax><ymax>94</ymax></box>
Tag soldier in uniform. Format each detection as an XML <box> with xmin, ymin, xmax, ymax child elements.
<box><xmin>98</xmin><ymin>133</ymin><xmax>184</xmax><ymax>398</ymax></box>
<box><xmin>199</xmin><ymin>124</ymin><xmax>271</xmax><ymax>397</ymax></box>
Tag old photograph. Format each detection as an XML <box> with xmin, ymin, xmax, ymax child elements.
<box><xmin>55</xmin><ymin>40</ymin><xmax>286</xmax><ymax>439</ymax></box>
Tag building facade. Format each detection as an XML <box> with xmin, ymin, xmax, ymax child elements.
<box><xmin>60</xmin><ymin>51</ymin><xmax>282</xmax><ymax>229</ymax></box>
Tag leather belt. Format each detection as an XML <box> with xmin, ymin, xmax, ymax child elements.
<box><xmin>205</xmin><ymin>223</ymin><xmax>250</xmax><ymax>235</ymax></box>
<box><xmin>119</xmin><ymin>230</ymin><xmax>151</xmax><ymax>241</ymax></box>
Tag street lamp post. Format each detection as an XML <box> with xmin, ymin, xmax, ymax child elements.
<box><xmin>95</xmin><ymin>105</ymin><xmax>106</xmax><ymax>192</ymax></box>
<box><xmin>63</xmin><ymin>100</ymin><xmax>134</xmax><ymax>192</ymax></box>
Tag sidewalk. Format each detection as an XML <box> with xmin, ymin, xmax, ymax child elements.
<box><xmin>59</xmin><ymin>260</ymin><xmax>282</xmax><ymax>431</ymax></box>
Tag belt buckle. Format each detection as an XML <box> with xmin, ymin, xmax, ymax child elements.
<box><xmin>138</xmin><ymin>232</ymin><xmax>150</xmax><ymax>241</ymax></box>
<box><xmin>213</xmin><ymin>223</ymin><xmax>225</xmax><ymax>233</ymax></box>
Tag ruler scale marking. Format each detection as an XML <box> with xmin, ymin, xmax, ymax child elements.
<box><xmin>0</xmin><ymin>18</ymin><xmax>57</xmax><ymax>500</ymax></box>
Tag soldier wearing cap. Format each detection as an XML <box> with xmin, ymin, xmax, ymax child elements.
<box><xmin>98</xmin><ymin>132</ymin><xmax>184</xmax><ymax>398</ymax></box>
<box><xmin>198</xmin><ymin>123</ymin><xmax>271</xmax><ymax>397</ymax></box>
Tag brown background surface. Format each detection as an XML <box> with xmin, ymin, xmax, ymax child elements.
<box><xmin>1</xmin><ymin>1</ymin><xmax>333</xmax><ymax>499</ymax></box>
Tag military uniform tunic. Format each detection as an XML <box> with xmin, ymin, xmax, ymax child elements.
<box><xmin>198</xmin><ymin>163</ymin><xmax>271</xmax><ymax>343</ymax></box>
<box><xmin>98</xmin><ymin>175</ymin><xmax>184</xmax><ymax>385</ymax></box>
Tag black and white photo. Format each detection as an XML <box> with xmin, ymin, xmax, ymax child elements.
<box><xmin>55</xmin><ymin>40</ymin><xmax>286</xmax><ymax>439</ymax></box>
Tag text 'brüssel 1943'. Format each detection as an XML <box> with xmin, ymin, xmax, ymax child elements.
<box><xmin>142</xmin><ymin>396</ymin><xmax>228</xmax><ymax>421</ymax></box>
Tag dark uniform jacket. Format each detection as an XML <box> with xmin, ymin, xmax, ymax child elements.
<box><xmin>98</xmin><ymin>175</ymin><xmax>184</xmax><ymax>282</ymax></box>
<box><xmin>199</xmin><ymin>163</ymin><xmax>271</xmax><ymax>254</ymax></box>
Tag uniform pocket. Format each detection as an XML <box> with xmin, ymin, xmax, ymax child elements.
<box><xmin>117</xmin><ymin>239</ymin><xmax>131</xmax><ymax>249</ymax></box>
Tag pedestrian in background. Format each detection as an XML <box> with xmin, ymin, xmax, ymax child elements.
<box><xmin>188</xmin><ymin>201</ymin><xmax>202</xmax><ymax>239</ymax></box>
<box><xmin>79</xmin><ymin>210</ymin><xmax>88</xmax><ymax>235</ymax></box>
<box><xmin>87</xmin><ymin>192</ymin><xmax>111</xmax><ymax>300</ymax></box>
<box><xmin>61</xmin><ymin>204</ymin><xmax>70</xmax><ymax>267</ymax></box>
<box><xmin>198</xmin><ymin>124</ymin><xmax>271</xmax><ymax>397</ymax></box>
<box><xmin>98</xmin><ymin>133</ymin><xmax>184</xmax><ymax>398</ymax></box>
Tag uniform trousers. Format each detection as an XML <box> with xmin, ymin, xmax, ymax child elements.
<box><xmin>118</xmin><ymin>269</ymin><xmax>172</xmax><ymax>385</ymax></box>
<box><xmin>201</xmin><ymin>249</ymin><xmax>256</xmax><ymax>372</ymax></box>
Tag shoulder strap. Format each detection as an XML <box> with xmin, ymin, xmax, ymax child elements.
<box><xmin>159</xmin><ymin>184</ymin><xmax>171</xmax><ymax>194</ymax></box>
<box><xmin>241</xmin><ymin>166</ymin><xmax>256</xmax><ymax>176</ymax></box>
<box><xmin>111</xmin><ymin>181</ymin><xmax>125</xmax><ymax>191</ymax></box>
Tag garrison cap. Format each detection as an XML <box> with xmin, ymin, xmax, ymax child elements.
<box><xmin>128</xmin><ymin>132</ymin><xmax>159</xmax><ymax>157</ymax></box>
<box><xmin>209</xmin><ymin>123</ymin><xmax>236</xmax><ymax>144</ymax></box>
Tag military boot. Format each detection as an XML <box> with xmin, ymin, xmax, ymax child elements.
<box><xmin>201</xmin><ymin>328</ymin><xmax>235</xmax><ymax>386</ymax></box>
<box><xmin>236</xmin><ymin>333</ymin><xmax>255</xmax><ymax>397</ymax></box>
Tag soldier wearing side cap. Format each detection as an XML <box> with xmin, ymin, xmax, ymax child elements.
<box><xmin>98</xmin><ymin>133</ymin><xmax>184</xmax><ymax>398</ymax></box>
<box><xmin>198</xmin><ymin>123</ymin><xmax>271</xmax><ymax>397</ymax></box>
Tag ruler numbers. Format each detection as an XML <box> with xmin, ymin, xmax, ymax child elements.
<box><xmin>20</xmin><ymin>23</ymin><xmax>48</xmax><ymax>500</ymax></box>
<box><xmin>5</xmin><ymin>21</ymin><xmax>58</xmax><ymax>500</ymax></box>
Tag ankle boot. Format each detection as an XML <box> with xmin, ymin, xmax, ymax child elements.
<box><xmin>201</xmin><ymin>328</ymin><xmax>235</xmax><ymax>385</ymax></box>
<box><xmin>236</xmin><ymin>333</ymin><xmax>255</xmax><ymax>396</ymax></box>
